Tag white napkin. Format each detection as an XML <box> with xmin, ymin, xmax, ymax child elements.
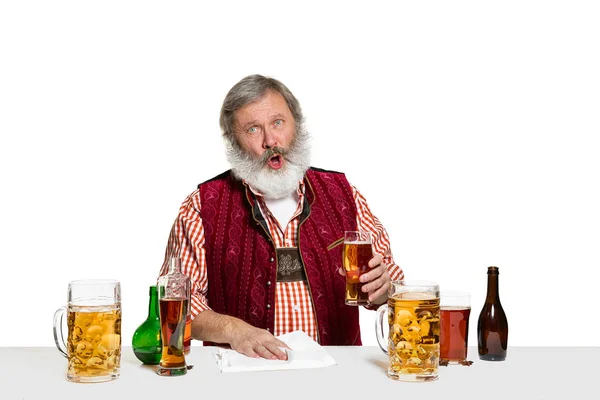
<box><xmin>213</xmin><ymin>330</ymin><xmax>337</xmax><ymax>373</ymax></box>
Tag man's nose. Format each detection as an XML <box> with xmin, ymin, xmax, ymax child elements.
<box><xmin>263</xmin><ymin>127</ymin><xmax>279</xmax><ymax>149</ymax></box>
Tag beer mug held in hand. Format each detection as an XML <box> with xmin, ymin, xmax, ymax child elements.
<box><xmin>53</xmin><ymin>279</ymin><xmax>122</xmax><ymax>383</ymax></box>
<box><xmin>375</xmin><ymin>280</ymin><xmax>440</xmax><ymax>382</ymax></box>
<box><xmin>343</xmin><ymin>231</ymin><xmax>372</xmax><ymax>306</ymax></box>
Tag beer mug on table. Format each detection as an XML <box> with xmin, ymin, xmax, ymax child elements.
<box><xmin>375</xmin><ymin>280</ymin><xmax>440</xmax><ymax>382</ymax></box>
<box><xmin>343</xmin><ymin>231</ymin><xmax>372</xmax><ymax>306</ymax></box>
<box><xmin>53</xmin><ymin>279</ymin><xmax>122</xmax><ymax>383</ymax></box>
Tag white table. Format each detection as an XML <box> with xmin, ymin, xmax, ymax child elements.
<box><xmin>0</xmin><ymin>346</ymin><xmax>596</xmax><ymax>399</ymax></box>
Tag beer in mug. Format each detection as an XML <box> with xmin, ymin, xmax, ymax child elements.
<box><xmin>376</xmin><ymin>281</ymin><xmax>440</xmax><ymax>382</ymax></box>
<box><xmin>53</xmin><ymin>279</ymin><xmax>122</xmax><ymax>383</ymax></box>
<box><xmin>67</xmin><ymin>307</ymin><xmax>121</xmax><ymax>379</ymax></box>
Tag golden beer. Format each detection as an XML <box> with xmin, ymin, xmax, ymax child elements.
<box><xmin>343</xmin><ymin>241</ymin><xmax>372</xmax><ymax>305</ymax></box>
<box><xmin>387</xmin><ymin>293</ymin><xmax>440</xmax><ymax>381</ymax></box>
<box><xmin>158</xmin><ymin>298</ymin><xmax>188</xmax><ymax>370</ymax></box>
<box><xmin>66</xmin><ymin>306</ymin><xmax>121</xmax><ymax>382</ymax></box>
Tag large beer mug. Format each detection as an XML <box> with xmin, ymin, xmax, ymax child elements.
<box><xmin>53</xmin><ymin>279</ymin><xmax>122</xmax><ymax>383</ymax></box>
<box><xmin>375</xmin><ymin>280</ymin><xmax>440</xmax><ymax>382</ymax></box>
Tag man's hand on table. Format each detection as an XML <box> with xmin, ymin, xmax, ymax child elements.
<box><xmin>229</xmin><ymin>322</ymin><xmax>290</xmax><ymax>361</ymax></box>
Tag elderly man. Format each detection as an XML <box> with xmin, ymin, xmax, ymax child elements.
<box><xmin>158</xmin><ymin>74</ymin><xmax>403</xmax><ymax>360</ymax></box>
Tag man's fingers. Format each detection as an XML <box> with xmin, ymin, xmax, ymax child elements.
<box><xmin>245</xmin><ymin>331</ymin><xmax>290</xmax><ymax>360</ymax></box>
<box><xmin>368</xmin><ymin>254</ymin><xmax>383</xmax><ymax>268</ymax></box>
<box><xmin>362</xmin><ymin>270</ymin><xmax>387</xmax><ymax>293</ymax></box>
<box><xmin>253</xmin><ymin>340</ymin><xmax>288</xmax><ymax>360</ymax></box>
<box><xmin>241</xmin><ymin>347</ymin><xmax>260</xmax><ymax>359</ymax></box>
<box><xmin>254</xmin><ymin>344</ymin><xmax>277</xmax><ymax>360</ymax></box>
<box><xmin>360</xmin><ymin>264</ymin><xmax>385</xmax><ymax>283</ymax></box>
<box><xmin>264</xmin><ymin>342</ymin><xmax>288</xmax><ymax>360</ymax></box>
<box><xmin>368</xmin><ymin>281</ymin><xmax>390</xmax><ymax>303</ymax></box>
<box><xmin>254</xmin><ymin>343</ymin><xmax>277</xmax><ymax>360</ymax></box>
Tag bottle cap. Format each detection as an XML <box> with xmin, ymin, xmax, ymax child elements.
<box><xmin>487</xmin><ymin>266</ymin><xmax>499</xmax><ymax>274</ymax></box>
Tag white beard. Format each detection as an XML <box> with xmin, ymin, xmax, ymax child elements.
<box><xmin>224</xmin><ymin>127</ymin><xmax>312</xmax><ymax>199</ymax></box>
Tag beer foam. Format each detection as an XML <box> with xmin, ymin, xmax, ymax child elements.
<box><xmin>400</xmin><ymin>292</ymin><xmax>436</xmax><ymax>300</ymax></box>
<box><xmin>440</xmin><ymin>306</ymin><xmax>471</xmax><ymax>311</ymax></box>
<box><xmin>345</xmin><ymin>240</ymin><xmax>371</xmax><ymax>245</ymax></box>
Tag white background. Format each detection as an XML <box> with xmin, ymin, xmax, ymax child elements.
<box><xmin>1</xmin><ymin>1</ymin><xmax>599</xmax><ymax>348</ymax></box>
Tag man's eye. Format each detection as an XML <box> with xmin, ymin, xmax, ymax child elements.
<box><xmin>248</xmin><ymin>126</ymin><xmax>258</xmax><ymax>133</ymax></box>
<box><xmin>274</xmin><ymin>119</ymin><xmax>283</xmax><ymax>127</ymax></box>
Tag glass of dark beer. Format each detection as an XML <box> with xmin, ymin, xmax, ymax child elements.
<box><xmin>343</xmin><ymin>231</ymin><xmax>373</xmax><ymax>306</ymax></box>
<box><xmin>440</xmin><ymin>290</ymin><xmax>471</xmax><ymax>364</ymax></box>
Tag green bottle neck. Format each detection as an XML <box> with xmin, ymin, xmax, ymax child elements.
<box><xmin>148</xmin><ymin>286</ymin><xmax>159</xmax><ymax>319</ymax></box>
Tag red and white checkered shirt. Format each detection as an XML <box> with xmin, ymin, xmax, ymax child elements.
<box><xmin>159</xmin><ymin>179</ymin><xmax>404</xmax><ymax>342</ymax></box>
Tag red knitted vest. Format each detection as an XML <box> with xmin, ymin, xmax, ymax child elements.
<box><xmin>198</xmin><ymin>168</ymin><xmax>362</xmax><ymax>345</ymax></box>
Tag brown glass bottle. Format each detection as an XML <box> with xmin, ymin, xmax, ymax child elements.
<box><xmin>477</xmin><ymin>266</ymin><xmax>508</xmax><ymax>361</ymax></box>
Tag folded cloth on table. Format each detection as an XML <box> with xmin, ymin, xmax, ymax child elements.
<box><xmin>213</xmin><ymin>330</ymin><xmax>337</xmax><ymax>373</ymax></box>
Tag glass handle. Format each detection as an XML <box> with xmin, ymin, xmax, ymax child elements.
<box><xmin>375</xmin><ymin>304</ymin><xmax>389</xmax><ymax>354</ymax></box>
<box><xmin>53</xmin><ymin>306</ymin><xmax>68</xmax><ymax>357</ymax></box>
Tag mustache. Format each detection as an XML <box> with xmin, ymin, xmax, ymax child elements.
<box><xmin>260</xmin><ymin>146</ymin><xmax>288</xmax><ymax>163</ymax></box>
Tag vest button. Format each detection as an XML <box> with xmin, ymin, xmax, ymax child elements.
<box><xmin>267</xmin><ymin>281</ymin><xmax>271</xmax><ymax>286</ymax></box>
<box><xmin>266</xmin><ymin>304</ymin><xmax>271</xmax><ymax>309</ymax></box>
<box><xmin>270</xmin><ymin>257</ymin><xmax>274</xmax><ymax>262</ymax></box>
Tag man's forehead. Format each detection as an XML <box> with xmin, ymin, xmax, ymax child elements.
<box><xmin>235</xmin><ymin>91</ymin><xmax>291</xmax><ymax>122</ymax></box>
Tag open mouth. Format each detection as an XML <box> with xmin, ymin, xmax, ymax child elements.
<box><xmin>267</xmin><ymin>154</ymin><xmax>283</xmax><ymax>170</ymax></box>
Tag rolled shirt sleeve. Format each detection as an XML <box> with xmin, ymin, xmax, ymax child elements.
<box><xmin>158</xmin><ymin>189</ymin><xmax>211</xmax><ymax>318</ymax></box>
<box><xmin>352</xmin><ymin>184</ymin><xmax>404</xmax><ymax>282</ymax></box>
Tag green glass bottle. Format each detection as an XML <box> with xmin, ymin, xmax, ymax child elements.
<box><xmin>132</xmin><ymin>285</ymin><xmax>162</xmax><ymax>364</ymax></box>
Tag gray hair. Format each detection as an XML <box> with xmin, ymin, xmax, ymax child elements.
<box><xmin>219</xmin><ymin>74</ymin><xmax>304</xmax><ymax>138</ymax></box>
